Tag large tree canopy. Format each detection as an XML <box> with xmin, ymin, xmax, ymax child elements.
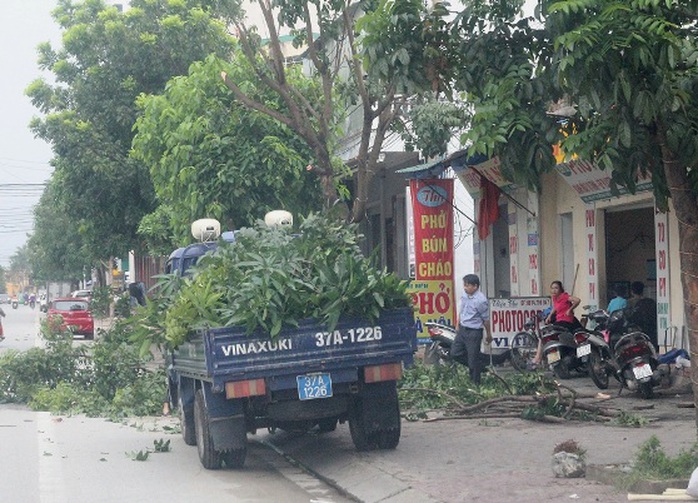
<box><xmin>26</xmin><ymin>0</ymin><xmax>237</xmax><ymax>264</ymax></box>
<box><xmin>219</xmin><ymin>0</ymin><xmax>456</xmax><ymax>222</ymax></box>
<box><xmin>443</xmin><ymin>0</ymin><xmax>698</xmax><ymax>423</ymax></box>
<box><xmin>132</xmin><ymin>54</ymin><xmax>323</xmax><ymax>248</ymax></box>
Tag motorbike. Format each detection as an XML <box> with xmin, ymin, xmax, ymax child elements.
<box><xmin>571</xmin><ymin>312</ymin><xmax>614</xmax><ymax>390</ymax></box>
<box><xmin>11</xmin><ymin>298</ymin><xmax>18</xmax><ymax>310</ymax></box>
<box><xmin>29</xmin><ymin>298</ymin><xmax>36</xmax><ymax>309</ymax></box>
<box><xmin>39</xmin><ymin>295</ymin><xmax>48</xmax><ymax>313</ymax></box>
<box><xmin>540</xmin><ymin>323</ymin><xmax>588</xmax><ymax>379</ymax></box>
<box><xmin>594</xmin><ymin>309</ymin><xmax>662</xmax><ymax>399</ymax></box>
<box><xmin>424</xmin><ymin>322</ymin><xmax>510</xmax><ymax>368</ymax></box>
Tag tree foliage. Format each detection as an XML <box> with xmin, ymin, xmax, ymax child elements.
<box><xmin>132</xmin><ymin>54</ymin><xmax>322</xmax><ymax>248</ymax></box>
<box><xmin>443</xmin><ymin>0</ymin><xmax>698</xmax><ymax>420</ymax></box>
<box><xmin>26</xmin><ymin>0</ymin><xmax>237</xmax><ymax>265</ymax></box>
<box><xmin>26</xmin><ymin>181</ymin><xmax>88</xmax><ymax>282</ymax></box>
<box><xmin>220</xmin><ymin>0</ymin><xmax>456</xmax><ymax>222</ymax></box>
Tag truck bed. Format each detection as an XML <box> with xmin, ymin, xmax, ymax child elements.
<box><xmin>172</xmin><ymin>307</ymin><xmax>417</xmax><ymax>391</ymax></box>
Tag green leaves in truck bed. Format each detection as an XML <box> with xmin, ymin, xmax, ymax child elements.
<box><xmin>162</xmin><ymin>213</ymin><xmax>409</xmax><ymax>346</ymax></box>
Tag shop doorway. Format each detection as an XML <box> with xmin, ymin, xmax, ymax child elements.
<box><xmin>604</xmin><ymin>206</ymin><xmax>656</xmax><ymax>307</ymax></box>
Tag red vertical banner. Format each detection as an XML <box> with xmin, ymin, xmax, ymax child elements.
<box><xmin>408</xmin><ymin>178</ymin><xmax>456</xmax><ymax>340</ymax></box>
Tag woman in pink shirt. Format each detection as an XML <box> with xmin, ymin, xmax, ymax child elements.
<box><xmin>531</xmin><ymin>281</ymin><xmax>581</xmax><ymax>368</ymax></box>
<box><xmin>545</xmin><ymin>280</ymin><xmax>581</xmax><ymax>331</ymax></box>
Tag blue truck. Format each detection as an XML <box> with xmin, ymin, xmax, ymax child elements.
<box><xmin>166</xmin><ymin>218</ymin><xmax>417</xmax><ymax>469</ymax></box>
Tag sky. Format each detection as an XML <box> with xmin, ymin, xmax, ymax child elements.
<box><xmin>0</xmin><ymin>1</ymin><xmax>62</xmax><ymax>268</ymax></box>
<box><xmin>0</xmin><ymin>0</ymin><xmax>475</xmax><ymax>284</ymax></box>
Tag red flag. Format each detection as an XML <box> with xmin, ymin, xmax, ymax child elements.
<box><xmin>477</xmin><ymin>175</ymin><xmax>502</xmax><ymax>240</ymax></box>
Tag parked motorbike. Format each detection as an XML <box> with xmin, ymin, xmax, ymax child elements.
<box><xmin>540</xmin><ymin>323</ymin><xmax>587</xmax><ymax>379</ymax></box>
<box><xmin>39</xmin><ymin>295</ymin><xmax>48</xmax><ymax>313</ymax></box>
<box><xmin>571</xmin><ymin>318</ymin><xmax>614</xmax><ymax>389</ymax></box>
<box><xmin>596</xmin><ymin>309</ymin><xmax>662</xmax><ymax>398</ymax></box>
<box><xmin>424</xmin><ymin>322</ymin><xmax>510</xmax><ymax>368</ymax></box>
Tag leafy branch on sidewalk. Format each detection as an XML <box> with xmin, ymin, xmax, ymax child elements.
<box><xmin>399</xmin><ymin>362</ymin><xmax>641</xmax><ymax>424</ymax></box>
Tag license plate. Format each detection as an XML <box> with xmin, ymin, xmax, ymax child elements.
<box><xmin>297</xmin><ymin>373</ymin><xmax>333</xmax><ymax>401</ymax></box>
<box><xmin>632</xmin><ymin>363</ymin><xmax>653</xmax><ymax>380</ymax></box>
<box><xmin>577</xmin><ymin>344</ymin><xmax>592</xmax><ymax>358</ymax></box>
<box><xmin>547</xmin><ymin>350</ymin><xmax>560</xmax><ymax>363</ymax></box>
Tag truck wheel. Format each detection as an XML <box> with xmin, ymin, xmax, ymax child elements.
<box><xmin>349</xmin><ymin>397</ymin><xmax>376</xmax><ymax>452</ymax></box>
<box><xmin>179</xmin><ymin>395</ymin><xmax>196</xmax><ymax>446</ymax></box>
<box><xmin>374</xmin><ymin>384</ymin><xmax>401</xmax><ymax>450</ymax></box>
<box><xmin>221</xmin><ymin>447</ymin><xmax>246</xmax><ymax>469</ymax></box>
<box><xmin>194</xmin><ymin>390</ymin><xmax>222</xmax><ymax>469</ymax></box>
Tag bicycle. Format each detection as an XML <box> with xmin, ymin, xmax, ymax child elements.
<box><xmin>509</xmin><ymin>315</ymin><xmax>542</xmax><ymax>372</ymax></box>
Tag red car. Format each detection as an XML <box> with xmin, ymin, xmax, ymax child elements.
<box><xmin>47</xmin><ymin>298</ymin><xmax>95</xmax><ymax>339</ymax></box>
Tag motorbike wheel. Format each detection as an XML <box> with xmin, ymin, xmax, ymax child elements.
<box><xmin>424</xmin><ymin>342</ymin><xmax>449</xmax><ymax>366</ymax></box>
<box><xmin>588</xmin><ymin>349</ymin><xmax>609</xmax><ymax>389</ymax></box>
<box><xmin>639</xmin><ymin>382</ymin><xmax>654</xmax><ymax>399</ymax></box>
<box><xmin>552</xmin><ymin>360</ymin><xmax>572</xmax><ymax>379</ymax></box>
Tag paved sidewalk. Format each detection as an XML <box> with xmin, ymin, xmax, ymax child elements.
<box><xmin>263</xmin><ymin>375</ymin><xmax>698</xmax><ymax>503</ymax></box>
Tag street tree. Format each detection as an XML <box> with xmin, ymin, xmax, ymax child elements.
<box><xmin>26</xmin><ymin>0</ymin><xmax>237</xmax><ymax>264</ymax></box>
<box><xmin>132</xmin><ymin>54</ymin><xmax>322</xmax><ymax>247</ymax></box>
<box><xmin>26</xmin><ymin>181</ymin><xmax>88</xmax><ymax>283</ymax></box>
<box><xmin>446</xmin><ymin>1</ymin><xmax>698</xmax><ymax>422</ymax></box>
<box><xmin>220</xmin><ymin>0</ymin><xmax>453</xmax><ymax>222</ymax></box>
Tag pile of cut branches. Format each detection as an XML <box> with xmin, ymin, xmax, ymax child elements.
<box><xmin>399</xmin><ymin>361</ymin><xmax>635</xmax><ymax>424</ymax></box>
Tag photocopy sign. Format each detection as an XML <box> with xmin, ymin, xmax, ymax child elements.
<box><xmin>488</xmin><ymin>297</ymin><xmax>551</xmax><ymax>348</ymax></box>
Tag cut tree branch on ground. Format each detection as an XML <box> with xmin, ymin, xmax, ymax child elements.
<box><xmin>404</xmin><ymin>387</ymin><xmax>626</xmax><ymax>423</ymax></box>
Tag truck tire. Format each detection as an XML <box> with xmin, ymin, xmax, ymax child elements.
<box><xmin>194</xmin><ymin>389</ymin><xmax>222</xmax><ymax>469</ymax></box>
<box><xmin>179</xmin><ymin>395</ymin><xmax>196</xmax><ymax>446</ymax></box>
<box><xmin>349</xmin><ymin>396</ymin><xmax>376</xmax><ymax>452</ymax></box>
<box><xmin>374</xmin><ymin>385</ymin><xmax>401</xmax><ymax>450</ymax></box>
<box><xmin>221</xmin><ymin>447</ymin><xmax>246</xmax><ymax>469</ymax></box>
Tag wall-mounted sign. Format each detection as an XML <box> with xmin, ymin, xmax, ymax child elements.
<box><xmin>556</xmin><ymin>160</ymin><xmax>653</xmax><ymax>203</ymax></box>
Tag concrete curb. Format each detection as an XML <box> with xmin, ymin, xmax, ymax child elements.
<box><xmin>586</xmin><ymin>463</ymin><xmax>689</xmax><ymax>495</ymax></box>
<box><xmin>258</xmin><ymin>437</ymin><xmax>443</xmax><ymax>503</ymax></box>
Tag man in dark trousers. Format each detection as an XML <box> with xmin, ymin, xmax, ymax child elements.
<box><xmin>451</xmin><ymin>274</ymin><xmax>492</xmax><ymax>385</ymax></box>
<box><xmin>628</xmin><ymin>281</ymin><xmax>659</xmax><ymax>352</ymax></box>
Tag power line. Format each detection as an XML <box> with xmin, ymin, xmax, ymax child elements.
<box><xmin>0</xmin><ymin>156</ymin><xmax>51</xmax><ymax>165</ymax></box>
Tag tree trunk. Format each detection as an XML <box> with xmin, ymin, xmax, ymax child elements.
<box><xmin>658</xmin><ymin>135</ymin><xmax>698</xmax><ymax>433</ymax></box>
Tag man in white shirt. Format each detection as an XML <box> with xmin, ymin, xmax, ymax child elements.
<box><xmin>451</xmin><ymin>274</ymin><xmax>492</xmax><ymax>385</ymax></box>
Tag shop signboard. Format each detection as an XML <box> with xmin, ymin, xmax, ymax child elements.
<box><xmin>407</xmin><ymin>178</ymin><xmax>456</xmax><ymax>340</ymax></box>
<box><xmin>488</xmin><ymin>297</ymin><xmax>551</xmax><ymax>348</ymax></box>
<box><xmin>556</xmin><ymin>160</ymin><xmax>652</xmax><ymax>203</ymax></box>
